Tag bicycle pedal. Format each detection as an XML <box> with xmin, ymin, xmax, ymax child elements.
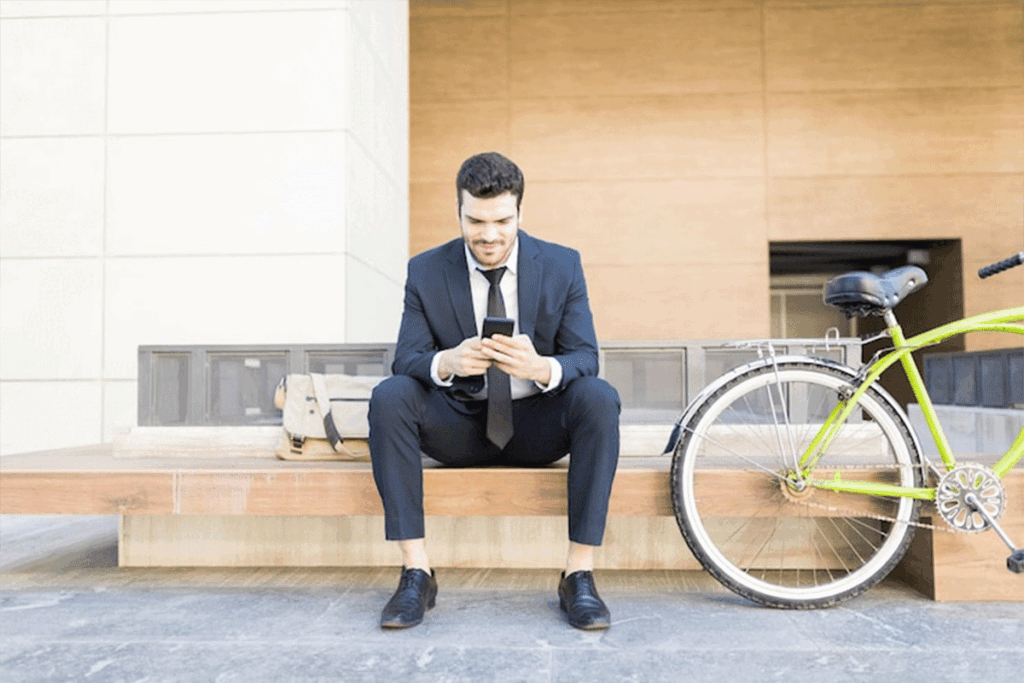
<box><xmin>1007</xmin><ymin>550</ymin><xmax>1024</xmax><ymax>574</ymax></box>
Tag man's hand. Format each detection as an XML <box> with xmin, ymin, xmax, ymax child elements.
<box><xmin>480</xmin><ymin>334</ymin><xmax>552</xmax><ymax>385</ymax></box>
<box><xmin>436</xmin><ymin>336</ymin><xmax>491</xmax><ymax>380</ymax></box>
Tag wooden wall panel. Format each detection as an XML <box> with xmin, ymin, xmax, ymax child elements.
<box><xmin>409</xmin><ymin>15</ymin><xmax>508</xmax><ymax>103</ymax></box>
<box><xmin>765</xmin><ymin>0</ymin><xmax>1016</xmax><ymax>8</ymax></box>
<box><xmin>766</xmin><ymin>3</ymin><xmax>1024</xmax><ymax>90</ymax></box>
<box><xmin>769</xmin><ymin>176</ymin><xmax>1024</xmax><ymax>244</ymax></box>
<box><xmin>410</xmin><ymin>1</ymin><xmax>1022</xmax><ymax>345</ymax></box>
<box><xmin>410</xmin><ymin>0</ymin><xmax>507</xmax><ymax>18</ymax></box>
<box><xmin>410</xmin><ymin>181</ymin><xmax>458</xmax><ymax>256</ymax></box>
<box><xmin>960</xmin><ymin>188</ymin><xmax>1024</xmax><ymax>263</ymax></box>
<box><xmin>509</xmin><ymin>10</ymin><xmax>762</xmax><ymax>97</ymax></box>
<box><xmin>963</xmin><ymin>271</ymin><xmax>1024</xmax><ymax>352</ymax></box>
<box><xmin>510</xmin><ymin>0</ymin><xmax>756</xmax><ymax>14</ymax></box>
<box><xmin>526</xmin><ymin>179</ymin><xmax>765</xmax><ymax>267</ymax></box>
<box><xmin>411</xmin><ymin>102</ymin><xmax>510</xmax><ymax>182</ymax></box>
<box><xmin>587</xmin><ymin>264</ymin><xmax>769</xmax><ymax>339</ymax></box>
<box><xmin>767</xmin><ymin>88</ymin><xmax>1024</xmax><ymax>176</ymax></box>
<box><xmin>512</xmin><ymin>94</ymin><xmax>764</xmax><ymax>181</ymax></box>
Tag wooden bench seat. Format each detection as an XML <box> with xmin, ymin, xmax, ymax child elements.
<box><xmin>2</xmin><ymin>439</ymin><xmax>1020</xmax><ymax>601</ymax></box>
<box><xmin>0</xmin><ymin>444</ymin><xmax>672</xmax><ymax>518</ymax></box>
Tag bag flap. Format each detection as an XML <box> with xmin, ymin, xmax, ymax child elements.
<box><xmin>327</xmin><ymin>399</ymin><xmax>371</xmax><ymax>439</ymax></box>
<box><xmin>278</xmin><ymin>373</ymin><xmax>386</xmax><ymax>440</ymax></box>
<box><xmin>322</xmin><ymin>374</ymin><xmax>388</xmax><ymax>400</ymax></box>
<box><xmin>279</xmin><ymin>374</ymin><xmax>326</xmax><ymax>438</ymax></box>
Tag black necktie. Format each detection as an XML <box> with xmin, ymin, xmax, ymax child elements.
<box><xmin>479</xmin><ymin>267</ymin><xmax>513</xmax><ymax>449</ymax></box>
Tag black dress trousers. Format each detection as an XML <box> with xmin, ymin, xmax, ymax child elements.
<box><xmin>368</xmin><ymin>374</ymin><xmax>621</xmax><ymax>546</ymax></box>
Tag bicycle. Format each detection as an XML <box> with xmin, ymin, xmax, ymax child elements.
<box><xmin>669</xmin><ymin>252</ymin><xmax>1024</xmax><ymax>608</ymax></box>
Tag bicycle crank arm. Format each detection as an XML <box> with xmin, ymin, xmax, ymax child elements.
<box><xmin>964</xmin><ymin>493</ymin><xmax>1024</xmax><ymax>574</ymax></box>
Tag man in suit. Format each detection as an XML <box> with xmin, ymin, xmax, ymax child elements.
<box><xmin>369</xmin><ymin>152</ymin><xmax>620</xmax><ymax>630</ymax></box>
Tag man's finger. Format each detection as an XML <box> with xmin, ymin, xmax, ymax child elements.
<box><xmin>480</xmin><ymin>346</ymin><xmax>515</xmax><ymax>364</ymax></box>
<box><xmin>462</xmin><ymin>360</ymin><xmax>489</xmax><ymax>375</ymax></box>
<box><xmin>482</xmin><ymin>335</ymin><xmax>523</xmax><ymax>355</ymax></box>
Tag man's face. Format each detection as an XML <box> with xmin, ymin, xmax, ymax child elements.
<box><xmin>459</xmin><ymin>190</ymin><xmax>520</xmax><ymax>268</ymax></box>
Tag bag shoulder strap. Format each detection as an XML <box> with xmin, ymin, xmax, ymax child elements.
<box><xmin>308</xmin><ymin>373</ymin><xmax>343</xmax><ymax>451</ymax></box>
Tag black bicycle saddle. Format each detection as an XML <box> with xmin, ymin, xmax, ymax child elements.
<box><xmin>823</xmin><ymin>266</ymin><xmax>928</xmax><ymax>318</ymax></box>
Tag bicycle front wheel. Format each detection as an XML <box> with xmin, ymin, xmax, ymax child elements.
<box><xmin>671</xmin><ymin>359</ymin><xmax>923</xmax><ymax>608</ymax></box>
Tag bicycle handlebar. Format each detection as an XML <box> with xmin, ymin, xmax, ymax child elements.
<box><xmin>978</xmin><ymin>252</ymin><xmax>1024</xmax><ymax>279</ymax></box>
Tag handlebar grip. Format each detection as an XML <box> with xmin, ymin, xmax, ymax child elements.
<box><xmin>978</xmin><ymin>252</ymin><xmax>1024</xmax><ymax>279</ymax></box>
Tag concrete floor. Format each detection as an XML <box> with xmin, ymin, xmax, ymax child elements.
<box><xmin>1</xmin><ymin>515</ymin><xmax>1022</xmax><ymax>683</ymax></box>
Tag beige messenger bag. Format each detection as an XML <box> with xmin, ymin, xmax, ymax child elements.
<box><xmin>273</xmin><ymin>373</ymin><xmax>386</xmax><ymax>461</ymax></box>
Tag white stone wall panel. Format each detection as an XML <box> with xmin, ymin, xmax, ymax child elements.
<box><xmin>106</xmin><ymin>132</ymin><xmax>347</xmax><ymax>256</ymax></box>
<box><xmin>0</xmin><ymin>138</ymin><xmax>106</xmax><ymax>257</ymax></box>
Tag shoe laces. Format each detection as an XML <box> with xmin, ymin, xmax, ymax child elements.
<box><xmin>398</xmin><ymin>568</ymin><xmax>422</xmax><ymax>591</ymax></box>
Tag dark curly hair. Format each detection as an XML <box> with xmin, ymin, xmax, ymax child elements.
<box><xmin>456</xmin><ymin>152</ymin><xmax>524</xmax><ymax>213</ymax></box>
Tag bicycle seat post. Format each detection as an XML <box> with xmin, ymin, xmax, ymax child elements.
<box><xmin>882</xmin><ymin>309</ymin><xmax>899</xmax><ymax>331</ymax></box>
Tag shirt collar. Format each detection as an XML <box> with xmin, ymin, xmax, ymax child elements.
<box><xmin>464</xmin><ymin>235</ymin><xmax>519</xmax><ymax>277</ymax></box>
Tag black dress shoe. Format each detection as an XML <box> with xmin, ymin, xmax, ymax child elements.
<box><xmin>380</xmin><ymin>567</ymin><xmax>437</xmax><ymax>629</ymax></box>
<box><xmin>558</xmin><ymin>570</ymin><xmax>610</xmax><ymax>630</ymax></box>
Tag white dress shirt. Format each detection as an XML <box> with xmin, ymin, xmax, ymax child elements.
<box><xmin>429</xmin><ymin>237</ymin><xmax>563</xmax><ymax>399</ymax></box>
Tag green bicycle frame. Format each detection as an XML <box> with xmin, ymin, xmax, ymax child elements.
<box><xmin>801</xmin><ymin>305</ymin><xmax>1024</xmax><ymax>500</ymax></box>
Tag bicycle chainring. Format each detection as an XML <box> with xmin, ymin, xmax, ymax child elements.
<box><xmin>935</xmin><ymin>464</ymin><xmax>1006</xmax><ymax>533</ymax></box>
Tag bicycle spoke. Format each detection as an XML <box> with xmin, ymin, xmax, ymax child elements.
<box><xmin>763</xmin><ymin>369</ymin><xmax>801</xmax><ymax>473</ymax></box>
<box><xmin>687</xmin><ymin>428</ymin><xmax>790</xmax><ymax>482</ymax></box>
<box><xmin>825</xmin><ymin>516</ymin><xmax>868</xmax><ymax>568</ymax></box>
<box><xmin>742</xmin><ymin>508</ymin><xmax>786</xmax><ymax>576</ymax></box>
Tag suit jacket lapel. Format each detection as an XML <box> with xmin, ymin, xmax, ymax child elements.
<box><xmin>517</xmin><ymin>231</ymin><xmax>541</xmax><ymax>340</ymax></box>
<box><xmin>443</xmin><ymin>239</ymin><xmax>477</xmax><ymax>340</ymax></box>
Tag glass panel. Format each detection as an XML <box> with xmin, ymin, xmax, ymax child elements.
<box><xmin>307</xmin><ymin>351</ymin><xmax>388</xmax><ymax>376</ymax></box>
<box><xmin>604</xmin><ymin>354</ymin><xmax>636</xmax><ymax>407</ymax></box>
<box><xmin>644</xmin><ymin>356</ymin><xmax>684</xmax><ymax>408</ymax></box>
<box><xmin>1010</xmin><ymin>352</ymin><xmax>1023</xmax><ymax>407</ymax></box>
<box><xmin>705</xmin><ymin>349</ymin><xmax>761</xmax><ymax>384</ymax></box>
<box><xmin>979</xmin><ymin>355</ymin><xmax>1005</xmax><ymax>408</ymax></box>
<box><xmin>952</xmin><ymin>356</ymin><xmax>978</xmax><ymax>406</ymax></box>
<box><xmin>208</xmin><ymin>353</ymin><xmax>287</xmax><ymax>425</ymax></box>
<box><xmin>924</xmin><ymin>355</ymin><xmax>952</xmax><ymax>406</ymax></box>
<box><xmin>604</xmin><ymin>350</ymin><xmax>684</xmax><ymax>423</ymax></box>
<box><xmin>153</xmin><ymin>353</ymin><xmax>189</xmax><ymax>425</ymax></box>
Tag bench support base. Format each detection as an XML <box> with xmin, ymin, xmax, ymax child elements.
<box><xmin>119</xmin><ymin>515</ymin><xmax>703</xmax><ymax>570</ymax></box>
<box><xmin>891</xmin><ymin>511</ymin><xmax>1024</xmax><ymax>601</ymax></box>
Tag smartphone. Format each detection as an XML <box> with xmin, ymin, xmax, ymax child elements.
<box><xmin>481</xmin><ymin>316</ymin><xmax>515</xmax><ymax>339</ymax></box>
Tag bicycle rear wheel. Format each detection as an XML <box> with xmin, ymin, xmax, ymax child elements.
<box><xmin>671</xmin><ymin>359</ymin><xmax>923</xmax><ymax>608</ymax></box>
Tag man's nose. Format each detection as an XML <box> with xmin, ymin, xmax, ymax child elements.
<box><xmin>479</xmin><ymin>223</ymin><xmax>500</xmax><ymax>241</ymax></box>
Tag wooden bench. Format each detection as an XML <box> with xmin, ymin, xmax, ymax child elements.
<box><xmin>1</xmin><ymin>430</ymin><xmax>1020</xmax><ymax>601</ymax></box>
<box><xmin>0</xmin><ymin>428</ymin><xmax>694</xmax><ymax>572</ymax></box>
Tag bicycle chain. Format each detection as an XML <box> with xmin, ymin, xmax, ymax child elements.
<box><xmin>779</xmin><ymin>463</ymin><xmax>960</xmax><ymax>534</ymax></box>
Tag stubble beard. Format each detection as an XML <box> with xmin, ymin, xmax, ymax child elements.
<box><xmin>468</xmin><ymin>238</ymin><xmax>512</xmax><ymax>268</ymax></box>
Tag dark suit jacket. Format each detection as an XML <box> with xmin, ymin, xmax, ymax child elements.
<box><xmin>392</xmin><ymin>230</ymin><xmax>600</xmax><ymax>411</ymax></box>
